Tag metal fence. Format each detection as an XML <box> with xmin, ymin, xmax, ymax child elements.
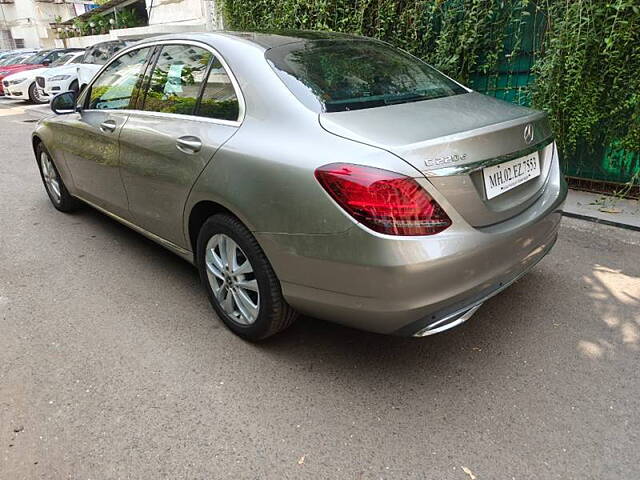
<box><xmin>467</xmin><ymin>9</ymin><xmax>639</xmax><ymax>192</ymax></box>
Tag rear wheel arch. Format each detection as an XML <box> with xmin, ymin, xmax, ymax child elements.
<box><xmin>188</xmin><ymin>201</ymin><xmax>246</xmax><ymax>260</ymax></box>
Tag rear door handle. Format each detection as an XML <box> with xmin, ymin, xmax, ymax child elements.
<box><xmin>176</xmin><ymin>136</ymin><xmax>202</xmax><ymax>154</ymax></box>
<box><xmin>100</xmin><ymin>119</ymin><xmax>117</xmax><ymax>133</ymax></box>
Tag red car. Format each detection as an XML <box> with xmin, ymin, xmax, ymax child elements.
<box><xmin>0</xmin><ymin>48</ymin><xmax>82</xmax><ymax>96</ymax></box>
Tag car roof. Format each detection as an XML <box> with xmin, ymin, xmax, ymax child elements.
<box><xmin>132</xmin><ymin>30</ymin><xmax>367</xmax><ymax>51</ymax></box>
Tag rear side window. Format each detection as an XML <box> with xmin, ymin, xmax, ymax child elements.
<box><xmin>197</xmin><ymin>58</ymin><xmax>240</xmax><ymax>121</ymax></box>
<box><xmin>266</xmin><ymin>39</ymin><xmax>467</xmax><ymax>113</ymax></box>
<box><xmin>140</xmin><ymin>43</ymin><xmax>240</xmax><ymax>122</ymax></box>
<box><xmin>141</xmin><ymin>44</ymin><xmax>212</xmax><ymax>115</ymax></box>
<box><xmin>88</xmin><ymin>47</ymin><xmax>152</xmax><ymax>110</ymax></box>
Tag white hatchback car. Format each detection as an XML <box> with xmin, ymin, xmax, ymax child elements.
<box><xmin>4</xmin><ymin>51</ymin><xmax>84</xmax><ymax>103</ymax></box>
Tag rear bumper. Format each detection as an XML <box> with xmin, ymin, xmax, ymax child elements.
<box><xmin>256</xmin><ymin>159</ymin><xmax>567</xmax><ymax>336</ymax></box>
<box><xmin>403</xmin><ymin>232</ymin><xmax>557</xmax><ymax>337</ymax></box>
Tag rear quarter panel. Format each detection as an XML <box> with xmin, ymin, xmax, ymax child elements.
<box><xmin>183</xmin><ymin>34</ymin><xmax>422</xmax><ymax>238</ymax></box>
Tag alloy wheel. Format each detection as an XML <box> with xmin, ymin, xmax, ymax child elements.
<box><xmin>32</xmin><ymin>84</ymin><xmax>44</xmax><ymax>103</ymax></box>
<box><xmin>40</xmin><ymin>151</ymin><xmax>61</xmax><ymax>203</ymax></box>
<box><xmin>205</xmin><ymin>233</ymin><xmax>260</xmax><ymax>325</ymax></box>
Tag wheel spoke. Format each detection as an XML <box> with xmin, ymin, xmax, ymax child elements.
<box><xmin>221</xmin><ymin>288</ymin><xmax>233</xmax><ymax>313</ymax></box>
<box><xmin>41</xmin><ymin>154</ymin><xmax>49</xmax><ymax>177</ymax></box>
<box><xmin>216</xmin><ymin>235</ymin><xmax>227</xmax><ymax>266</ymax></box>
<box><xmin>205</xmin><ymin>249</ymin><xmax>225</xmax><ymax>280</ymax></box>
<box><xmin>41</xmin><ymin>153</ymin><xmax>61</xmax><ymax>203</ymax></box>
<box><xmin>225</xmin><ymin>237</ymin><xmax>237</xmax><ymax>271</ymax></box>
<box><xmin>234</xmin><ymin>288</ymin><xmax>258</xmax><ymax>323</ymax></box>
<box><xmin>233</xmin><ymin>258</ymin><xmax>253</xmax><ymax>275</ymax></box>
<box><xmin>213</xmin><ymin>281</ymin><xmax>226</xmax><ymax>300</ymax></box>
<box><xmin>49</xmin><ymin>178</ymin><xmax>61</xmax><ymax>198</ymax></box>
<box><xmin>236</xmin><ymin>278</ymin><xmax>258</xmax><ymax>292</ymax></box>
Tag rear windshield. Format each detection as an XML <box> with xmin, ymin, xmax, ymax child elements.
<box><xmin>266</xmin><ymin>39</ymin><xmax>467</xmax><ymax>113</ymax></box>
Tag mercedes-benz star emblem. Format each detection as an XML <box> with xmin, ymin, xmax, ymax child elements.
<box><xmin>523</xmin><ymin>123</ymin><xmax>534</xmax><ymax>144</ymax></box>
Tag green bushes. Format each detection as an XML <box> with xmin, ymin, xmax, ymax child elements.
<box><xmin>222</xmin><ymin>0</ymin><xmax>640</xmax><ymax>183</ymax></box>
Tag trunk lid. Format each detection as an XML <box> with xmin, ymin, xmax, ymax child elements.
<box><xmin>319</xmin><ymin>92</ymin><xmax>555</xmax><ymax>227</ymax></box>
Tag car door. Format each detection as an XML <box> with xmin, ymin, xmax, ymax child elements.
<box><xmin>60</xmin><ymin>46</ymin><xmax>153</xmax><ymax>217</ymax></box>
<box><xmin>118</xmin><ymin>42</ymin><xmax>242</xmax><ymax>248</ymax></box>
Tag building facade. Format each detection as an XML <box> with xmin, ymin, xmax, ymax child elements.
<box><xmin>59</xmin><ymin>0</ymin><xmax>223</xmax><ymax>48</ymax></box>
<box><xmin>0</xmin><ymin>0</ymin><xmax>90</xmax><ymax>50</ymax></box>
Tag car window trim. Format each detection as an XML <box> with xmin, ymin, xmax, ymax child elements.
<box><xmin>78</xmin><ymin>39</ymin><xmax>245</xmax><ymax>127</ymax></box>
<box><xmin>193</xmin><ymin>52</ymin><xmax>217</xmax><ymax>116</ymax></box>
<box><xmin>131</xmin><ymin>45</ymin><xmax>161</xmax><ymax>111</ymax></box>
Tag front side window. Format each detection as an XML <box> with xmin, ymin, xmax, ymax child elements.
<box><xmin>44</xmin><ymin>50</ymin><xmax>65</xmax><ymax>64</ymax></box>
<box><xmin>266</xmin><ymin>39</ymin><xmax>467</xmax><ymax>113</ymax></box>
<box><xmin>23</xmin><ymin>52</ymin><xmax>47</xmax><ymax>65</ymax></box>
<box><xmin>50</xmin><ymin>53</ymin><xmax>78</xmax><ymax>67</ymax></box>
<box><xmin>141</xmin><ymin>44</ymin><xmax>212</xmax><ymax>115</ymax></box>
<box><xmin>88</xmin><ymin>47</ymin><xmax>151</xmax><ymax>110</ymax></box>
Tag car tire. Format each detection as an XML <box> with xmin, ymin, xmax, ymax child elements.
<box><xmin>197</xmin><ymin>214</ymin><xmax>298</xmax><ymax>341</ymax></box>
<box><xmin>69</xmin><ymin>80</ymin><xmax>79</xmax><ymax>94</ymax></box>
<box><xmin>35</xmin><ymin>142</ymin><xmax>81</xmax><ymax>212</ymax></box>
<box><xmin>28</xmin><ymin>82</ymin><xmax>46</xmax><ymax>104</ymax></box>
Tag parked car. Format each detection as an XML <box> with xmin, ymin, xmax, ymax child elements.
<box><xmin>0</xmin><ymin>49</ymin><xmax>39</xmax><ymax>63</ymax></box>
<box><xmin>36</xmin><ymin>41</ymin><xmax>130</xmax><ymax>98</ymax></box>
<box><xmin>4</xmin><ymin>50</ymin><xmax>85</xmax><ymax>103</ymax></box>
<box><xmin>34</xmin><ymin>32</ymin><xmax>567</xmax><ymax>341</ymax></box>
<box><xmin>0</xmin><ymin>48</ymin><xmax>83</xmax><ymax>97</ymax></box>
<box><xmin>0</xmin><ymin>50</ymin><xmax>38</xmax><ymax>65</ymax></box>
<box><xmin>0</xmin><ymin>52</ymin><xmax>35</xmax><ymax>68</ymax></box>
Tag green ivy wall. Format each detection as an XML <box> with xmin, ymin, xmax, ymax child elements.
<box><xmin>221</xmin><ymin>0</ymin><xmax>640</xmax><ymax>187</ymax></box>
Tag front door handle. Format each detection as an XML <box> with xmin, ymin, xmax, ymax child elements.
<box><xmin>176</xmin><ymin>136</ymin><xmax>202</xmax><ymax>154</ymax></box>
<box><xmin>100</xmin><ymin>119</ymin><xmax>117</xmax><ymax>133</ymax></box>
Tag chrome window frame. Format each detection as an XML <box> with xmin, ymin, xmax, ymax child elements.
<box><xmin>77</xmin><ymin>39</ymin><xmax>246</xmax><ymax>128</ymax></box>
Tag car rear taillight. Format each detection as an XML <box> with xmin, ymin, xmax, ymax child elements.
<box><xmin>315</xmin><ymin>163</ymin><xmax>451</xmax><ymax>235</ymax></box>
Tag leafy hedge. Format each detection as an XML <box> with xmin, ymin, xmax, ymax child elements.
<box><xmin>222</xmin><ymin>0</ymin><xmax>640</xmax><ymax>182</ymax></box>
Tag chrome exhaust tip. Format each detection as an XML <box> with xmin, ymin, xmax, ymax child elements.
<box><xmin>413</xmin><ymin>303</ymin><xmax>483</xmax><ymax>337</ymax></box>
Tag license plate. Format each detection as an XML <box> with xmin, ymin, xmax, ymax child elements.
<box><xmin>483</xmin><ymin>152</ymin><xmax>540</xmax><ymax>199</ymax></box>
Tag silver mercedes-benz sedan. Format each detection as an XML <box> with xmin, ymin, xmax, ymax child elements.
<box><xmin>33</xmin><ymin>31</ymin><xmax>567</xmax><ymax>340</ymax></box>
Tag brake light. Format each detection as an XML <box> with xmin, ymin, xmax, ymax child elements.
<box><xmin>315</xmin><ymin>163</ymin><xmax>451</xmax><ymax>235</ymax></box>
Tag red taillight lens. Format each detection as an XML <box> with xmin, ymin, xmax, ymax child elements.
<box><xmin>315</xmin><ymin>163</ymin><xmax>451</xmax><ymax>236</ymax></box>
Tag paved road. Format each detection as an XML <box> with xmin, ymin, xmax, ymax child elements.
<box><xmin>1</xmin><ymin>102</ymin><xmax>639</xmax><ymax>479</ymax></box>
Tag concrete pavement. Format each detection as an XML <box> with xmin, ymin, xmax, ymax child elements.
<box><xmin>1</xmin><ymin>104</ymin><xmax>639</xmax><ymax>479</ymax></box>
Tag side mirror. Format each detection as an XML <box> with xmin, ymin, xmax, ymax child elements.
<box><xmin>51</xmin><ymin>91</ymin><xmax>77</xmax><ymax>115</ymax></box>
<box><xmin>42</xmin><ymin>60</ymin><xmax>51</xmax><ymax>66</ymax></box>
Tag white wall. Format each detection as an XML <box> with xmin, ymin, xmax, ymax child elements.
<box><xmin>0</xmin><ymin>0</ymin><xmax>75</xmax><ymax>49</ymax></box>
<box><xmin>65</xmin><ymin>33</ymin><xmax>114</xmax><ymax>49</ymax></box>
<box><xmin>146</xmin><ymin>0</ymin><xmax>205</xmax><ymax>25</ymax></box>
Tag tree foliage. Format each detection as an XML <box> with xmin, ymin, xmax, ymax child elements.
<box><xmin>221</xmin><ymin>0</ymin><xmax>640</xmax><ymax>162</ymax></box>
